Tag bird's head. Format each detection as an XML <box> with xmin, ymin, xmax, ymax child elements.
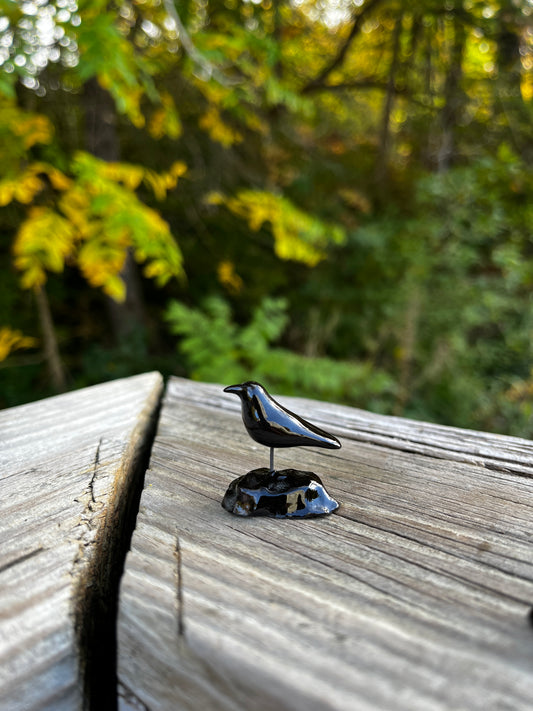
<box><xmin>223</xmin><ymin>382</ymin><xmax>265</xmax><ymax>400</ymax></box>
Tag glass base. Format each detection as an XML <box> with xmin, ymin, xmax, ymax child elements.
<box><xmin>222</xmin><ymin>467</ymin><xmax>340</xmax><ymax>518</ymax></box>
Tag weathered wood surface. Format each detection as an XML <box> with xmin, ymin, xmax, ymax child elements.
<box><xmin>117</xmin><ymin>377</ymin><xmax>533</xmax><ymax>711</ymax></box>
<box><xmin>0</xmin><ymin>372</ymin><xmax>163</xmax><ymax>711</ymax></box>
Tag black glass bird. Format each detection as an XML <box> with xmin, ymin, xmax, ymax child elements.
<box><xmin>222</xmin><ymin>382</ymin><xmax>341</xmax><ymax>518</ymax></box>
<box><xmin>223</xmin><ymin>381</ymin><xmax>341</xmax><ymax>472</ymax></box>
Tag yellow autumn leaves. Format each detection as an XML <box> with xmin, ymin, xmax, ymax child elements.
<box><xmin>3</xmin><ymin>152</ymin><xmax>186</xmax><ymax>301</ymax></box>
<box><xmin>0</xmin><ymin>328</ymin><xmax>37</xmax><ymax>362</ymax></box>
<box><xmin>207</xmin><ymin>190</ymin><xmax>345</xmax><ymax>267</ymax></box>
<box><xmin>9</xmin><ymin>113</ymin><xmax>53</xmax><ymax>150</ymax></box>
<box><xmin>14</xmin><ymin>208</ymin><xmax>76</xmax><ymax>289</ymax></box>
<box><xmin>217</xmin><ymin>260</ymin><xmax>244</xmax><ymax>294</ymax></box>
<box><xmin>0</xmin><ymin>162</ymin><xmax>73</xmax><ymax>208</ymax></box>
<box><xmin>1</xmin><ymin>96</ymin><xmax>186</xmax><ymax>304</ymax></box>
<box><xmin>199</xmin><ymin>106</ymin><xmax>243</xmax><ymax>148</ymax></box>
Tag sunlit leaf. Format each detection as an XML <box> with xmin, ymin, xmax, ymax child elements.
<box><xmin>0</xmin><ymin>327</ymin><xmax>38</xmax><ymax>362</ymax></box>
<box><xmin>13</xmin><ymin>207</ymin><xmax>77</xmax><ymax>288</ymax></box>
<box><xmin>217</xmin><ymin>189</ymin><xmax>345</xmax><ymax>266</ymax></box>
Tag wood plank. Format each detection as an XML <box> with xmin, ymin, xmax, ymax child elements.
<box><xmin>0</xmin><ymin>371</ymin><xmax>163</xmax><ymax>711</ymax></box>
<box><xmin>118</xmin><ymin>377</ymin><xmax>533</xmax><ymax>711</ymax></box>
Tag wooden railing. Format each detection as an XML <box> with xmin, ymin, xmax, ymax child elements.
<box><xmin>1</xmin><ymin>374</ymin><xmax>532</xmax><ymax>710</ymax></box>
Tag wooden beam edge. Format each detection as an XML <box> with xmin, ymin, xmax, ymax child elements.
<box><xmin>73</xmin><ymin>372</ymin><xmax>164</xmax><ymax>710</ymax></box>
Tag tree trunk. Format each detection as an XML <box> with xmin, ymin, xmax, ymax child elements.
<box><xmin>34</xmin><ymin>285</ymin><xmax>67</xmax><ymax>392</ymax></box>
<box><xmin>83</xmin><ymin>76</ymin><xmax>120</xmax><ymax>161</ymax></box>
<box><xmin>374</xmin><ymin>12</ymin><xmax>403</xmax><ymax>189</ymax></box>
<box><xmin>437</xmin><ymin>9</ymin><xmax>466</xmax><ymax>172</ymax></box>
<box><xmin>494</xmin><ymin>1</ymin><xmax>532</xmax><ymax>163</ymax></box>
<box><xmin>394</xmin><ymin>286</ymin><xmax>422</xmax><ymax>415</ymax></box>
<box><xmin>421</xmin><ymin>18</ymin><xmax>436</xmax><ymax>169</ymax></box>
<box><xmin>82</xmin><ymin>77</ymin><xmax>147</xmax><ymax>340</ymax></box>
<box><xmin>107</xmin><ymin>251</ymin><xmax>149</xmax><ymax>340</ymax></box>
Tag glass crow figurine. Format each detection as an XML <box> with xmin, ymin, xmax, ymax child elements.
<box><xmin>222</xmin><ymin>382</ymin><xmax>341</xmax><ymax>518</ymax></box>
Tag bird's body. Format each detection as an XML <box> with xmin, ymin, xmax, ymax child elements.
<box><xmin>224</xmin><ymin>382</ymin><xmax>341</xmax><ymax>470</ymax></box>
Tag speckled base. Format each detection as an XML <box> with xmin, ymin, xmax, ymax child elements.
<box><xmin>222</xmin><ymin>467</ymin><xmax>339</xmax><ymax>518</ymax></box>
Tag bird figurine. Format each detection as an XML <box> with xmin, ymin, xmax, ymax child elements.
<box><xmin>222</xmin><ymin>381</ymin><xmax>341</xmax><ymax>518</ymax></box>
<box><xmin>223</xmin><ymin>381</ymin><xmax>341</xmax><ymax>472</ymax></box>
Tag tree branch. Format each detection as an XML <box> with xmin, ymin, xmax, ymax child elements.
<box><xmin>162</xmin><ymin>0</ymin><xmax>238</xmax><ymax>85</ymax></box>
<box><xmin>303</xmin><ymin>78</ymin><xmax>432</xmax><ymax>109</ymax></box>
<box><xmin>375</xmin><ymin>11</ymin><xmax>403</xmax><ymax>185</ymax></box>
<box><xmin>302</xmin><ymin>0</ymin><xmax>385</xmax><ymax>94</ymax></box>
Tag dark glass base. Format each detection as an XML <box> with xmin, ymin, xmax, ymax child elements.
<box><xmin>222</xmin><ymin>467</ymin><xmax>339</xmax><ymax>518</ymax></box>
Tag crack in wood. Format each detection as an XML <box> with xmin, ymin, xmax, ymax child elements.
<box><xmin>483</xmin><ymin>461</ymin><xmax>533</xmax><ymax>479</ymax></box>
<box><xmin>88</xmin><ymin>438</ymin><xmax>102</xmax><ymax>505</ymax></box>
<box><xmin>348</xmin><ymin>518</ymin><xmax>533</xmax><ymax>604</ymax></box>
<box><xmin>0</xmin><ymin>546</ymin><xmax>44</xmax><ymax>574</ymax></box>
<box><xmin>175</xmin><ymin>533</ymin><xmax>185</xmax><ymax>638</ymax></box>
<box><xmin>118</xmin><ymin>680</ymin><xmax>151</xmax><ymax>711</ymax></box>
<box><xmin>335</xmin><ymin>430</ymin><xmax>533</xmax><ymax>478</ymax></box>
<box><xmin>74</xmin><ymin>380</ymin><xmax>164</xmax><ymax>711</ymax></box>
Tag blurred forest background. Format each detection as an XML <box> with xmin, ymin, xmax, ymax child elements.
<box><xmin>0</xmin><ymin>0</ymin><xmax>532</xmax><ymax>436</ymax></box>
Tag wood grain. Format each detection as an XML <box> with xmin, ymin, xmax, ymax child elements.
<box><xmin>117</xmin><ymin>377</ymin><xmax>533</xmax><ymax>711</ymax></box>
<box><xmin>0</xmin><ymin>372</ymin><xmax>163</xmax><ymax>711</ymax></box>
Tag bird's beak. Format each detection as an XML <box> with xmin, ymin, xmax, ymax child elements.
<box><xmin>223</xmin><ymin>384</ymin><xmax>243</xmax><ymax>395</ymax></box>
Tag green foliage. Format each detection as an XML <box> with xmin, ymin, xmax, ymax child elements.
<box><xmin>77</xmin><ymin>326</ymin><xmax>169</xmax><ymax>387</ymax></box>
<box><xmin>165</xmin><ymin>296</ymin><xmax>288</xmax><ymax>384</ymax></box>
<box><xmin>341</xmin><ymin>152</ymin><xmax>533</xmax><ymax>435</ymax></box>
<box><xmin>0</xmin><ymin>0</ymin><xmax>532</xmax><ymax>440</ymax></box>
<box><xmin>165</xmin><ymin>296</ymin><xmax>395</xmax><ymax>408</ymax></box>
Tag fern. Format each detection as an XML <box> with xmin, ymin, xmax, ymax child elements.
<box><xmin>165</xmin><ymin>296</ymin><xmax>395</xmax><ymax>408</ymax></box>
